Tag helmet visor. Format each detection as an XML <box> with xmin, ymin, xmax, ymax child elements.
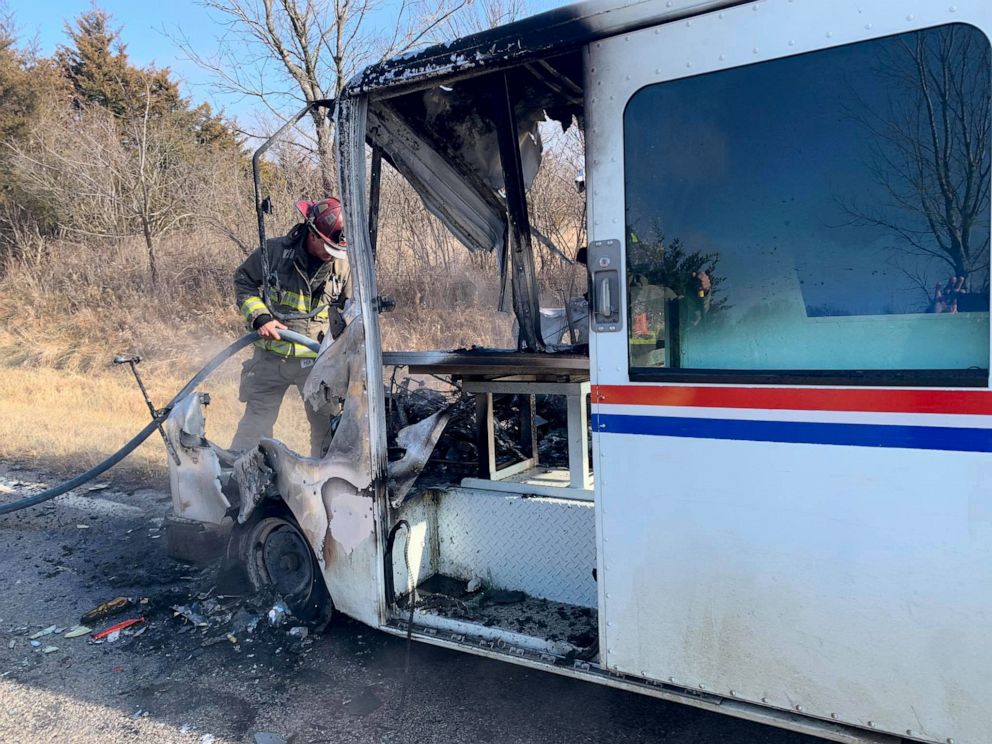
<box><xmin>309</xmin><ymin>224</ymin><xmax>346</xmax><ymax>259</ymax></box>
<box><xmin>323</xmin><ymin>242</ymin><xmax>347</xmax><ymax>260</ymax></box>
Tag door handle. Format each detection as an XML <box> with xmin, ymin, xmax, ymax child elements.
<box><xmin>599</xmin><ymin>277</ymin><xmax>612</xmax><ymax>318</ymax></box>
<box><xmin>588</xmin><ymin>239</ymin><xmax>622</xmax><ymax>333</ymax></box>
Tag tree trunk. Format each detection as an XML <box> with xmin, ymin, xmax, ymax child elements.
<box><xmin>312</xmin><ymin>110</ymin><xmax>336</xmax><ymax>196</ymax></box>
<box><xmin>141</xmin><ymin>214</ymin><xmax>158</xmax><ymax>289</ymax></box>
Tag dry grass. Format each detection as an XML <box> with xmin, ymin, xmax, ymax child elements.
<box><xmin>0</xmin><ymin>362</ymin><xmax>310</xmax><ymax>485</ymax></box>
<box><xmin>0</xmin><ymin>213</ymin><xmax>584</xmax><ymax>483</ymax></box>
<box><xmin>0</xmin><ymin>230</ymin><xmax>509</xmax><ymax>484</ymax></box>
<box><xmin>0</xmin><ymin>233</ymin><xmax>245</xmax><ymax>374</ymax></box>
<box><xmin>0</xmin><ymin>230</ymin><xmax>531</xmax><ymax>370</ymax></box>
<box><xmin>380</xmin><ymin>305</ymin><xmax>515</xmax><ymax>351</ymax></box>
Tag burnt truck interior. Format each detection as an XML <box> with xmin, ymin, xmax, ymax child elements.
<box><xmin>360</xmin><ymin>49</ymin><xmax>600</xmax><ymax>656</ymax></box>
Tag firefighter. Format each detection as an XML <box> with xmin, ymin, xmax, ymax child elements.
<box><xmin>230</xmin><ymin>197</ymin><xmax>351</xmax><ymax>458</ymax></box>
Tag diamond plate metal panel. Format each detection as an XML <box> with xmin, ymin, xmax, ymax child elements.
<box><xmin>436</xmin><ymin>488</ymin><xmax>597</xmax><ymax>608</ymax></box>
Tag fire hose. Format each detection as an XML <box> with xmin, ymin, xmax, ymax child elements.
<box><xmin>0</xmin><ymin>330</ymin><xmax>320</xmax><ymax>516</ymax></box>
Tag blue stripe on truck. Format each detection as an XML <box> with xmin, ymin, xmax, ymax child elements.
<box><xmin>592</xmin><ymin>413</ymin><xmax>992</xmax><ymax>452</ymax></box>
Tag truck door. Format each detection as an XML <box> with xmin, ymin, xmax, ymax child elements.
<box><xmin>586</xmin><ymin>3</ymin><xmax>991</xmax><ymax>743</ymax></box>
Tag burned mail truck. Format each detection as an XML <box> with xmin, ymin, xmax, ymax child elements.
<box><xmin>165</xmin><ymin>2</ymin><xmax>992</xmax><ymax>743</ymax></box>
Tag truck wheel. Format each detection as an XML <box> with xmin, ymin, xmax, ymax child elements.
<box><xmin>239</xmin><ymin>510</ymin><xmax>333</xmax><ymax>625</ymax></box>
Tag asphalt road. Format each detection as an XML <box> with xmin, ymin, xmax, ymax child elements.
<box><xmin>0</xmin><ymin>463</ymin><xmax>819</xmax><ymax>744</ymax></box>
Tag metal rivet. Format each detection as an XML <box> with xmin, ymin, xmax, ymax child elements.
<box><xmin>752</xmin><ymin>3</ymin><xmax>758</xmax><ymax>9</ymax></box>
<box><xmin>698</xmin><ymin>684</ymin><xmax>706</xmax><ymax>690</ymax></box>
<box><xmin>719</xmin><ymin>54</ymin><xmax>725</xmax><ymax>61</ymax></box>
<box><xmin>729</xmin><ymin>690</ymin><xmax>737</xmax><ymax>697</ymax></box>
<box><xmin>685</xmin><ymin>20</ymin><xmax>691</xmax><ymax>27</ymax></box>
<box><xmin>788</xmin><ymin>39</ymin><xmax>795</xmax><ymax>46</ymax></box>
<box><xmin>907</xmin><ymin>14</ymin><xmax>915</xmax><ymax>21</ymax></box>
<box><xmin>795</xmin><ymin>705</ymin><xmax>803</xmax><ymax>712</ymax></box>
<box><xmin>625</xmin><ymin>74</ymin><xmax>631</xmax><ymax>80</ymax></box>
<box><xmin>947</xmin><ymin>739</ymin><xmax>955</xmax><ymax>744</ymax></box>
<box><xmin>826</xmin><ymin>31</ymin><xmax>833</xmax><ymax>38</ymax></box>
<box><xmin>865</xmin><ymin>23</ymin><xmax>872</xmax><ymax>30</ymax></box>
<box><xmin>686</xmin><ymin>62</ymin><xmax>692</xmax><ymax>68</ymax></box>
<box><xmin>654</xmin><ymin>28</ymin><xmax>661</xmax><ymax>34</ymax></box>
<box><xmin>761</xmin><ymin>697</ymin><xmax>769</xmax><ymax>703</ymax></box>
<box><xmin>669</xmin><ymin>676</ymin><xmax>677</xmax><ymax>682</ymax></box>
<box><xmin>831</xmin><ymin>713</ymin><xmax>839</xmax><ymax>720</ymax></box>
<box><xmin>753</xmin><ymin>47</ymin><xmax>759</xmax><ymax>54</ymax></box>
<box><xmin>949</xmin><ymin>5</ymin><xmax>957</xmax><ymax>12</ymax></box>
<box><xmin>718</xmin><ymin>12</ymin><xmax>724</xmax><ymax>18</ymax></box>
<box><xmin>867</xmin><ymin>721</ymin><xmax>875</xmax><ymax>728</ymax></box>
<box><xmin>655</xmin><ymin>68</ymin><xmax>661</xmax><ymax>74</ymax></box>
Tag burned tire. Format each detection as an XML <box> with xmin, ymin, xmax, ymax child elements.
<box><xmin>237</xmin><ymin>509</ymin><xmax>333</xmax><ymax>625</ymax></box>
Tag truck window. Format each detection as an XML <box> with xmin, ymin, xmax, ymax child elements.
<box><xmin>623</xmin><ymin>24</ymin><xmax>991</xmax><ymax>378</ymax></box>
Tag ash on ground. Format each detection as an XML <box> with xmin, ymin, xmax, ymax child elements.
<box><xmin>124</xmin><ymin>567</ymin><xmax>327</xmax><ymax>672</ymax></box>
<box><xmin>400</xmin><ymin>574</ymin><xmax>597</xmax><ymax>652</ymax></box>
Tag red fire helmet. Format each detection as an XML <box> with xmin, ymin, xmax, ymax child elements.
<box><xmin>295</xmin><ymin>198</ymin><xmax>346</xmax><ymax>259</ymax></box>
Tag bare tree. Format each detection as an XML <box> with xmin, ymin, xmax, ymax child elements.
<box><xmin>845</xmin><ymin>26</ymin><xmax>991</xmax><ymax>293</ymax></box>
<box><xmin>183</xmin><ymin>0</ymin><xmax>470</xmax><ymax>194</ymax></box>
<box><xmin>8</xmin><ymin>91</ymin><xmax>223</xmax><ymax>288</ymax></box>
<box><xmin>438</xmin><ymin>0</ymin><xmax>528</xmax><ymax>37</ymax></box>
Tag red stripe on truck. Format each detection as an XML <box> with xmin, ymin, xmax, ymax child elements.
<box><xmin>593</xmin><ymin>385</ymin><xmax>992</xmax><ymax>415</ymax></box>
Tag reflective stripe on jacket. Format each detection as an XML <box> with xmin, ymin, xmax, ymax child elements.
<box><xmin>234</xmin><ymin>230</ymin><xmax>351</xmax><ymax>359</ymax></box>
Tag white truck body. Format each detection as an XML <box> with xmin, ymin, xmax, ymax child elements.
<box><xmin>168</xmin><ymin>2</ymin><xmax>992</xmax><ymax>742</ymax></box>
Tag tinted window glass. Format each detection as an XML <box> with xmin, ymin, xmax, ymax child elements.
<box><xmin>624</xmin><ymin>24</ymin><xmax>991</xmax><ymax>373</ymax></box>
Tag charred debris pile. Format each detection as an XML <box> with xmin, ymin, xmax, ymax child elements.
<box><xmin>385</xmin><ymin>377</ymin><xmax>578</xmax><ymax>487</ymax></box>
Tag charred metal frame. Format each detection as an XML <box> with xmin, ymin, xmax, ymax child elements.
<box><xmin>368</xmin><ymin>146</ymin><xmax>383</xmax><ymax>259</ymax></box>
<box><xmin>348</xmin><ymin>1</ymin><xmax>748</xmax><ymax>102</ymax></box>
<box><xmin>492</xmin><ymin>72</ymin><xmax>546</xmax><ymax>352</ymax></box>
<box><xmin>380</xmin><ymin>350</ymin><xmax>588</xmax><ymax>376</ymax></box>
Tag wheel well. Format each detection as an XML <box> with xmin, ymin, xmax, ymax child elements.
<box><xmin>229</xmin><ymin>498</ymin><xmax>333</xmax><ymax>624</ymax></box>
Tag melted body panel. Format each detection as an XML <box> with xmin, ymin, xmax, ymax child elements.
<box><xmin>165</xmin><ymin>393</ymin><xmax>230</xmax><ymax>526</ymax></box>
<box><xmin>248</xmin><ymin>314</ymin><xmax>382</xmax><ymax>627</ymax></box>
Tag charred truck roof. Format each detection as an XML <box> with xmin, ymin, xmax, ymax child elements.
<box><xmin>345</xmin><ymin>0</ymin><xmax>747</xmax><ymax>99</ymax></box>
<box><xmin>338</xmin><ymin>0</ymin><xmax>747</xmax><ymax>350</ymax></box>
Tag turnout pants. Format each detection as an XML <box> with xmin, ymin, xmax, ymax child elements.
<box><xmin>230</xmin><ymin>347</ymin><xmax>338</xmax><ymax>458</ymax></box>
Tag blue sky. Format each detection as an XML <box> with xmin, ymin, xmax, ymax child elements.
<box><xmin>11</xmin><ymin>0</ymin><xmax>569</xmax><ymax>122</ymax></box>
<box><xmin>13</xmin><ymin>2</ymin><xmax>223</xmax><ymax>107</ymax></box>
